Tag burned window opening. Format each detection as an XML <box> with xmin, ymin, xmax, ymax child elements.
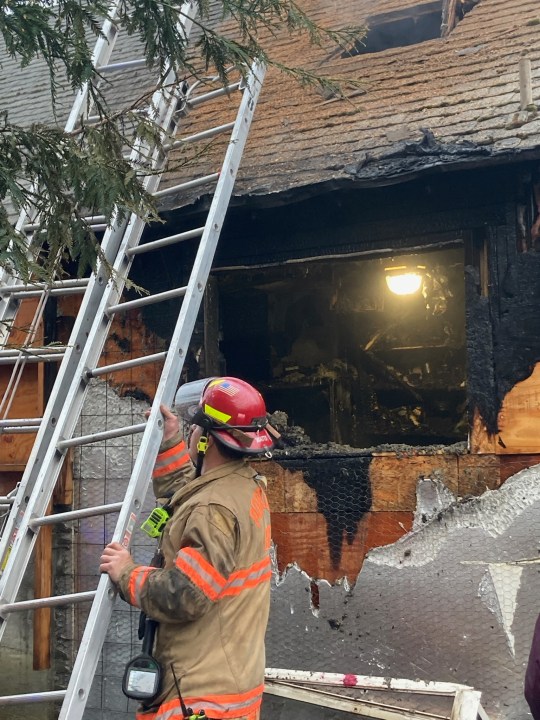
<box><xmin>342</xmin><ymin>0</ymin><xmax>478</xmax><ymax>57</ymax></box>
<box><xmin>217</xmin><ymin>246</ymin><xmax>467</xmax><ymax>449</ymax></box>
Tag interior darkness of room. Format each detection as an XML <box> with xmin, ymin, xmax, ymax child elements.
<box><xmin>217</xmin><ymin>248</ymin><xmax>466</xmax><ymax>447</ymax></box>
<box><xmin>342</xmin><ymin>2</ymin><xmax>443</xmax><ymax>57</ymax></box>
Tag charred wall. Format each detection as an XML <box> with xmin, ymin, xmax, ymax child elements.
<box><xmin>128</xmin><ymin>161</ymin><xmax>540</xmax><ymax>442</ymax></box>
<box><xmin>276</xmin><ymin>454</ymin><xmax>373</xmax><ymax>570</ymax></box>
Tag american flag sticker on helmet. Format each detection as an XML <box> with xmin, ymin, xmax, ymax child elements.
<box><xmin>216</xmin><ymin>380</ymin><xmax>239</xmax><ymax>397</ymax></box>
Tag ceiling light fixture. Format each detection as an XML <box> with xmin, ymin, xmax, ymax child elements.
<box><xmin>385</xmin><ymin>265</ymin><xmax>424</xmax><ymax>296</ymax></box>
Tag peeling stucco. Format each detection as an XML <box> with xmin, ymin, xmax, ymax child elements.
<box><xmin>266</xmin><ymin>467</ymin><xmax>540</xmax><ymax>719</ymax></box>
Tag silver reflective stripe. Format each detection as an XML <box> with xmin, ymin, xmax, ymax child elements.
<box><xmin>222</xmin><ymin>558</ymin><xmax>271</xmax><ymax>595</ymax></box>
<box><xmin>175</xmin><ymin>550</ymin><xmax>225</xmax><ymax>597</ymax></box>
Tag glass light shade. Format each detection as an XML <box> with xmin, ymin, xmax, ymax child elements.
<box><xmin>385</xmin><ymin>272</ymin><xmax>422</xmax><ymax>296</ymax></box>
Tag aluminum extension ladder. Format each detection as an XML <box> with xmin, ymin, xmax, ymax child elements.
<box><xmin>0</xmin><ymin>3</ymin><xmax>265</xmax><ymax>716</ymax></box>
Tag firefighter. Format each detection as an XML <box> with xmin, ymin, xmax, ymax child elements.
<box><xmin>100</xmin><ymin>377</ymin><xmax>278</xmax><ymax>720</ymax></box>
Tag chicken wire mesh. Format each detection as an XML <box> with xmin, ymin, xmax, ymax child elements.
<box><xmin>59</xmin><ymin>374</ymin><xmax>540</xmax><ymax>720</ymax></box>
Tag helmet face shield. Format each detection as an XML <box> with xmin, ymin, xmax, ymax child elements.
<box><xmin>174</xmin><ymin>378</ymin><xmax>215</xmax><ymax>422</ymax></box>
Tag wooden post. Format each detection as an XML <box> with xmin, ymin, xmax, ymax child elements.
<box><xmin>33</xmin><ymin>501</ymin><xmax>52</xmax><ymax>670</ymax></box>
<box><xmin>441</xmin><ymin>0</ymin><xmax>459</xmax><ymax>37</ymax></box>
<box><xmin>33</xmin><ymin>451</ymin><xmax>74</xmax><ymax>670</ymax></box>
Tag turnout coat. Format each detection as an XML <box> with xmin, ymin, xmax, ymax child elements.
<box><xmin>117</xmin><ymin>433</ymin><xmax>272</xmax><ymax>720</ymax></box>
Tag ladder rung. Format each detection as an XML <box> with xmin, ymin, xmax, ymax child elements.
<box><xmin>0</xmin><ymin>425</ymin><xmax>40</xmax><ymax>434</ymax></box>
<box><xmin>107</xmin><ymin>285</ymin><xmax>187</xmax><ymax>315</ymax></box>
<box><xmin>0</xmin><ymin>279</ymin><xmax>89</xmax><ymax>296</ymax></box>
<box><xmin>90</xmin><ymin>224</ymin><xmax>107</xmax><ymax>232</ymax></box>
<box><xmin>0</xmin><ymin>355</ymin><xmax>63</xmax><ymax>366</ymax></box>
<box><xmin>0</xmin><ymin>347</ymin><xmax>67</xmax><ymax>365</ymax></box>
<box><xmin>0</xmin><ymin>497</ymin><xmax>15</xmax><ymax>505</ymax></box>
<box><xmin>152</xmin><ymin>173</ymin><xmax>219</xmax><ymax>199</ymax></box>
<box><xmin>83</xmin><ymin>215</ymin><xmax>106</xmax><ymax>224</ymax></box>
<box><xmin>0</xmin><ymin>591</ymin><xmax>95</xmax><ymax>615</ymax></box>
<box><xmin>126</xmin><ymin>227</ymin><xmax>204</xmax><ymax>256</ymax></box>
<box><xmin>30</xmin><ymin>502</ymin><xmax>123</xmax><ymax>528</ymax></box>
<box><xmin>11</xmin><ymin>287</ymin><xmax>87</xmax><ymax>299</ymax></box>
<box><xmin>57</xmin><ymin>423</ymin><xmax>147</xmax><ymax>450</ymax></box>
<box><xmin>86</xmin><ymin>107</ymin><xmax>146</xmax><ymax>126</ymax></box>
<box><xmin>0</xmin><ymin>347</ymin><xmax>67</xmax><ymax>357</ymax></box>
<box><xmin>0</xmin><ymin>428</ymin><xmax>40</xmax><ymax>434</ymax></box>
<box><xmin>97</xmin><ymin>58</ymin><xmax>146</xmax><ymax>73</ymax></box>
<box><xmin>0</xmin><ymin>418</ymin><xmax>42</xmax><ymax>426</ymax></box>
<box><xmin>89</xmin><ymin>351</ymin><xmax>167</xmax><ymax>378</ymax></box>
<box><xmin>24</xmin><ymin>216</ymin><xmax>105</xmax><ymax>233</ymax></box>
<box><xmin>0</xmin><ymin>690</ymin><xmax>66</xmax><ymax>706</ymax></box>
<box><xmin>0</xmin><ymin>419</ymin><xmax>42</xmax><ymax>431</ymax></box>
<box><xmin>167</xmin><ymin>121</ymin><xmax>235</xmax><ymax>150</ymax></box>
<box><xmin>187</xmin><ymin>81</ymin><xmax>241</xmax><ymax>108</ymax></box>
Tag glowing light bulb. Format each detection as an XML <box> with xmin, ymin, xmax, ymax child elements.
<box><xmin>385</xmin><ymin>272</ymin><xmax>422</xmax><ymax>296</ymax></box>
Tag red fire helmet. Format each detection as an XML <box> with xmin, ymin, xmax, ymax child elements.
<box><xmin>175</xmin><ymin>377</ymin><xmax>278</xmax><ymax>454</ymax></box>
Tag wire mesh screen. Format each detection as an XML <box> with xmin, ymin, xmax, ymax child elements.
<box><xmin>263</xmin><ymin>436</ymin><xmax>540</xmax><ymax>720</ymax></box>
<box><xmin>72</xmin><ymin>380</ymin><xmax>158</xmax><ymax>720</ymax></box>
<box><xmin>68</xmin><ymin>377</ymin><xmax>540</xmax><ymax>720</ymax></box>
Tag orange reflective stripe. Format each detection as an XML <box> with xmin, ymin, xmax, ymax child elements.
<box><xmin>153</xmin><ymin>441</ymin><xmax>190</xmax><ymax>478</ymax></box>
<box><xmin>175</xmin><ymin>546</ymin><xmax>227</xmax><ymax>601</ymax></box>
<box><xmin>174</xmin><ymin>549</ymin><xmax>271</xmax><ymax>601</ymax></box>
<box><xmin>249</xmin><ymin>486</ymin><xmax>269</xmax><ymax>527</ymax></box>
<box><xmin>264</xmin><ymin>524</ymin><xmax>272</xmax><ymax>550</ymax></box>
<box><xmin>136</xmin><ymin>710</ymin><xmax>157</xmax><ymax>720</ymax></box>
<box><xmin>128</xmin><ymin>565</ymin><xmax>155</xmax><ymax>606</ymax></box>
<box><xmin>153</xmin><ymin>683</ymin><xmax>264</xmax><ymax>720</ymax></box>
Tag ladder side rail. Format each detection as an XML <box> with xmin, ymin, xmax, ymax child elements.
<box><xmin>63</xmin><ymin>10</ymin><xmax>123</xmax><ymax>133</ymax></box>
<box><xmin>59</xmin><ymin>60</ymin><xmax>266</xmax><ymax>720</ymax></box>
<box><xmin>0</xmin><ymin>0</ymin><xmax>199</xmax><ymax>621</ymax></box>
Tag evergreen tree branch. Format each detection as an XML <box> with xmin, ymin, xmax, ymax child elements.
<box><xmin>0</xmin><ymin>0</ymin><xmax>366</xmax><ymax>282</ymax></box>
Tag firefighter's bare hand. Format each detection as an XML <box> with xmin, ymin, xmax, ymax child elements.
<box><xmin>144</xmin><ymin>404</ymin><xmax>180</xmax><ymax>441</ymax></box>
<box><xmin>99</xmin><ymin>542</ymin><xmax>133</xmax><ymax>583</ymax></box>
<box><xmin>159</xmin><ymin>404</ymin><xmax>180</xmax><ymax>441</ymax></box>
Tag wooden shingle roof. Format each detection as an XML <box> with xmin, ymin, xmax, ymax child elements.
<box><xmin>2</xmin><ymin>0</ymin><xmax>540</xmax><ymax>211</ymax></box>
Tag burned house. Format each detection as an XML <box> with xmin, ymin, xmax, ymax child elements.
<box><xmin>2</xmin><ymin>0</ymin><xmax>540</xmax><ymax>718</ymax></box>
